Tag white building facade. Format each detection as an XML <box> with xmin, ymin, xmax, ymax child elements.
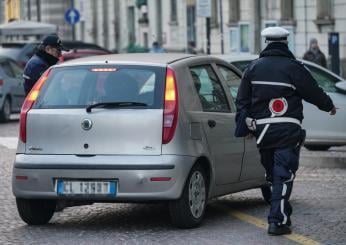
<box><xmin>2</xmin><ymin>0</ymin><xmax>346</xmax><ymax>75</ymax></box>
<box><xmin>114</xmin><ymin>0</ymin><xmax>346</xmax><ymax>76</ymax></box>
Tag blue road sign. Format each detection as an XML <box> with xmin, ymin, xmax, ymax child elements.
<box><xmin>65</xmin><ymin>8</ymin><xmax>80</xmax><ymax>25</ymax></box>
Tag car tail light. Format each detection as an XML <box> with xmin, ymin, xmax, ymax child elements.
<box><xmin>19</xmin><ymin>69</ymin><xmax>51</xmax><ymax>143</ymax></box>
<box><xmin>162</xmin><ymin>68</ymin><xmax>178</xmax><ymax>144</ymax></box>
<box><xmin>0</xmin><ymin>79</ymin><xmax>3</xmax><ymax>86</ymax></box>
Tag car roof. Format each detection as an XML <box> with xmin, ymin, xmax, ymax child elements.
<box><xmin>0</xmin><ymin>40</ymin><xmax>109</xmax><ymax>51</ymax></box>
<box><xmin>216</xmin><ymin>54</ymin><xmax>345</xmax><ymax>81</ymax></box>
<box><xmin>62</xmin><ymin>49</ymin><xmax>110</xmax><ymax>55</ymax></box>
<box><xmin>56</xmin><ymin>53</ymin><xmax>196</xmax><ymax>67</ymax></box>
<box><xmin>0</xmin><ymin>55</ymin><xmax>17</xmax><ymax>62</ymax></box>
<box><xmin>214</xmin><ymin>54</ymin><xmax>259</xmax><ymax>63</ymax></box>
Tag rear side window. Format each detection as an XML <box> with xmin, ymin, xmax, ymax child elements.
<box><xmin>8</xmin><ymin>60</ymin><xmax>23</xmax><ymax>78</ymax></box>
<box><xmin>0</xmin><ymin>61</ymin><xmax>15</xmax><ymax>78</ymax></box>
<box><xmin>190</xmin><ymin>65</ymin><xmax>230</xmax><ymax>112</ymax></box>
<box><xmin>34</xmin><ymin>65</ymin><xmax>165</xmax><ymax>109</ymax></box>
<box><xmin>217</xmin><ymin>65</ymin><xmax>241</xmax><ymax>101</ymax></box>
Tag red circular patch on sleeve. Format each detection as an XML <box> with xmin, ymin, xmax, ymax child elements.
<box><xmin>272</xmin><ymin>99</ymin><xmax>285</xmax><ymax>113</ymax></box>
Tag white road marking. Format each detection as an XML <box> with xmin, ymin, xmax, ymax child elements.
<box><xmin>0</xmin><ymin>137</ymin><xmax>18</xmax><ymax>150</ymax></box>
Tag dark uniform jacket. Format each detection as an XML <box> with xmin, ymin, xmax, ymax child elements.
<box><xmin>236</xmin><ymin>42</ymin><xmax>334</xmax><ymax>149</ymax></box>
<box><xmin>23</xmin><ymin>50</ymin><xmax>58</xmax><ymax>95</ymax></box>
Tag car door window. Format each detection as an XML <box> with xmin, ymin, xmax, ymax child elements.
<box><xmin>8</xmin><ymin>60</ymin><xmax>23</xmax><ymax>79</ymax></box>
<box><xmin>217</xmin><ymin>65</ymin><xmax>241</xmax><ymax>101</ymax></box>
<box><xmin>306</xmin><ymin>65</ymin><xmax>340</xmax><ymax>93</ymax></box>
<box><xmin>190</xmin><ymin>65</ymin><xmax>230</xmax><ymax>112</ymax></box>
<box><xmin>0</xmin><ymin>61</ymin><xmax>15</xmax><ymax>78</ymax></box>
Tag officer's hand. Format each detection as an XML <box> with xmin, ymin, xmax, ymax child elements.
<box><xmin>329</xmin><ymin>106</ymin><xmax>337</xmax><ymax>115</ymax></box>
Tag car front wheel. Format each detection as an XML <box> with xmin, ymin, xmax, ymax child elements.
<box><xmin>169</xmin><ymin>165</ymin><xmax>207</xmax><ymax>229</ymax></box>
<box><xmin>16</xmin><ymin>198</ymin><xmax>56</xmax><ymax>225</ymax></box>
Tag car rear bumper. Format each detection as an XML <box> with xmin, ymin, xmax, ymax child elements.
<box><xmin>12</xmin><ymin>154</ymin><xmax>195</xmax><ymax>201</ymax></box>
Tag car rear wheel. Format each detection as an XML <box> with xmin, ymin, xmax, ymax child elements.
<box><xmin>169</xmin><ymin>165</ymin><xmax>207</xmax><ymax>229</ymax></box>
<box><xmin>0</xmin><ymin>97</ymin><xmax>11</xmax><ymax>123</ymax></box>
<box><xmin>304</xmin><ymin>145</ymin><xmax>330</xmax><ymax>151</ymax></box>
<box><xmin>261</xmin><ymin>185</ymin><xmax>271</xmax><ymax>205</ymax></box>
<box><xmin>16</xmin><ymin>198</ymin><xmax>56</xmax><ymax>225</ymax></box>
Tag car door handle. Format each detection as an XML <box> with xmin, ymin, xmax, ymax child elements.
<box><xmin>208</xmin><ymin>120</ymin><xmax>216</xmax><ymax>128</ymax></box>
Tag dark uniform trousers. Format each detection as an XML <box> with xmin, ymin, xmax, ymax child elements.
<box><xmin>259</xmin><ymin>131</ymin><xmax>305</xmax><ymax>225</ymax></box>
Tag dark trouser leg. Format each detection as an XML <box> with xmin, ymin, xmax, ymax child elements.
<box><xmin>259</xmin><ymin>148</ymin><xmax>275</xmax><ymax>184</ymax></box>
<box><xmin>268</xmin><ymin>147</ymin><xmax>299</xmax><ymax>225</ymax></box>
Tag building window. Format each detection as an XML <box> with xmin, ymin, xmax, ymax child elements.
<box><xmin>317</xmin><ymin>0</ymin><xmax>332</xmax><ymax>20</ymax></box>
<box><xmin>187</xmin><ymin>4</ymin><xmax>196</xmax><ymax>42</ymax></box>
<box><xmin>228</xmin><ymin>0</ymin><xmax>239</xmax><ymax>24</ymax></box>
<box><xmin>127</xmin><ymin>6</ymin><xmax>136</xmax><ymax>43</ymax></box>
<box><xmin>143</xmin><ymin>32</ymin><xmax>149</xmax><ymax>48</ymax></box>
<box><xmin>239</xmin><ymin>23</ymin><xmax>250</xmax><ymax>53</ymax></box>
<box><xmin>281</xmin><ymin>0</ymin><xmax>293</xmax><ymax>21</ymax></box>
<box><xmin>315</xmin><ymin>0</ymin><xmax>334</xmax><ymax>26</ymax></box>
<box><xmin>229</xmin><ymin>27</ymin><xmax>238</xmax><ymax>52</ymax></box>
<box><xmin>170</xmin><ymin>0</ymin><xmax>178</xmax><ymax>23</ymax></box>
<box><xmin>211</xmin><ymin>0</ymin><xmax>218</xmax><ymax>28</ymax></box>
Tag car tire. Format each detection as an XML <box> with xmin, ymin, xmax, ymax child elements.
<box><xmin>261</xmin><ymin>185</ymin><xmax>271</xmax><ymax>205</ymax></box>
<box><xmin>304</xmin><ymin>145</ymin><xmax>330</xmax><ymax>151</ymax></box>
<box><xmin>0</xmin><ymin>97</ymin><xmax>11</xmax><ymax>123</ymax></box>
<box><xmin>169</xmin><ymin>164</ymin><xmax>207</xmax><ymax>229</ymax></box>
<box><xmin>16</xmin><ymin>198</ymin><xmax>56</xmax><ymax>225</ymax></box>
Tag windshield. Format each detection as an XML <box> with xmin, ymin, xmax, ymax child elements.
<box><xmin>34</xmin><ymin>65</ymin><xmax>166</xmax><ymax>109</ymax></box>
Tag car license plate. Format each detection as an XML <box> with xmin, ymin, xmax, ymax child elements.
<box><xmin>56</xmin><ymin>179</ymin><xmax>117</xmax><ymax>196</ymax></box>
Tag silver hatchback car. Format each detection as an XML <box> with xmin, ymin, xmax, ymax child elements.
<box><xmin>12</xmin><ymin>54</ymin><xmax>267</xmax><ymax>228</ymax></box>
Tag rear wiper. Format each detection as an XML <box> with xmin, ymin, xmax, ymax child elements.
<box><xmin>86</xmin><ymin>102</ymin><xmax>148</xmax><ymax>113</ymax></box>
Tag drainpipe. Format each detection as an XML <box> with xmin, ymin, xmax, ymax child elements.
<box><xmin>254</xmin><ymin>0</ymin><xmax>261</xmax><ymax>53</ymax></box>
<box><xmin>304</xmin><ymin>0</ymin><xmax>308</xmax><ymax>50</ymax></box>
<box><xmin>219</xmin><ymin>0</ymin><xmax>224</xmax><ymax>54</ymax></box>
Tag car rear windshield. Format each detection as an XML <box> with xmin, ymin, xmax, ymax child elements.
<box><xmin>34</xmin><ymin>65</ymin><xmax>166</xmax><ymax>109</ymax></box>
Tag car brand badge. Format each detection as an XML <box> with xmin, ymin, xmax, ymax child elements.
<box><xmin>81</xmin><ymin>119</ymin><xmax>93</xmax><ymax>130</ymax></box>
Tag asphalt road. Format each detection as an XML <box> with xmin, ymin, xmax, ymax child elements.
<box><xmin>1</xmin><ymin>119</ymin><xmax>345</xmax><ymax>245</ymax></box>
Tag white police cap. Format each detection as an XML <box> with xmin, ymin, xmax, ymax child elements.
<box><xmin>261</xmin><ymin>27</ymin><xmax>289</xmax><ymax>41</ymax></box>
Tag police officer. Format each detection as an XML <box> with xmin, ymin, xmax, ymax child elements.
<box><xmin>23</xmin><ymin>34</ymin><xmax>68</xmax><ymax>95</ymax></box>
<box><xmin>236</xmin><ymin>27</ymin><xmax>336</xmax><ymax>235</ymax></box>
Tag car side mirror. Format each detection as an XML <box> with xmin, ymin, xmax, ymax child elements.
<box><xmin>335</xmin><ymin>81</ymin><xmax>346</xmax><ymax>94</ymax></box>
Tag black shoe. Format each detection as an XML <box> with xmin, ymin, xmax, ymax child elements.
<box><xmin>268</xmin><ymin>223</ymin><xmax>292</xmax><ymax>236</ymax></box>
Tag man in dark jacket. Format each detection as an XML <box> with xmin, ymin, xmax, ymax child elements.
<box><xmin>303</xmin><ymin>38</ymin><xmax>327</xmax><ymax>68</ymax></box>
<box><xmin>23</xmin><ymin>34</ymin><xmax>68</xmax><ymax>95</ymax></box>
<box><xmin>236</xmin><ymin>27</ymin><xmax>336</xmax><ymax>235</ymax></box>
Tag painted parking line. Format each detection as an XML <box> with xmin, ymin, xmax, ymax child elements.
<box><xmin>216</xmin><ymin>204</ymin><xmax>321</xmax><ymax>245</ymax></box>
<box><xmin>0</xmin><ymin>137</ymin><xmax>18</xmax><ymax>150</ymax></box>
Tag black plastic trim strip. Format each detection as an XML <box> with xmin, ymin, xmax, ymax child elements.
<box><xmin>14</xmin><ymin>163</ymin><xmax>175</xmax><ymax>170</ymax></box>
